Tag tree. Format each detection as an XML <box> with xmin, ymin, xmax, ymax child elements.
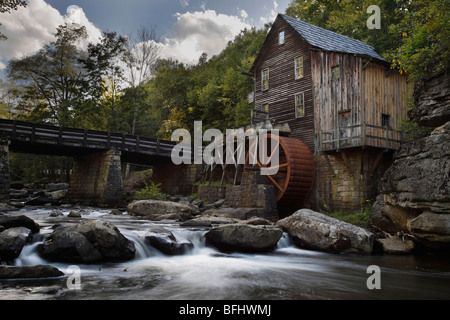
<box><xmin>76</xmin><ymin>31</ymin><xmax>127</xmax><ymax>130</ymax></box>
<box><xmin>285</xmin><ymin>0</ymin><xmax>406</xmax><ymax>57</ymax></box>
<box><xmin>388</xmin><ymin>0</ymin><xmax>450</xmax><ymax>81</ymax></box>
<box><xmin>6</xmin><ymin>25</ymin><xmax>88</xmax><ymax>126</ymax></box>
<box><xmin>123</xmin><ymin>26</ymin><xmax>162</xmax><ymax>135</ymax></box>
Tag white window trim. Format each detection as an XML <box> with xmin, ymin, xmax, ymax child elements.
<box><xmin>295</xmin><ymin>92</ymin><xmax>305</xmax><ymax>118</ymax></box>
<box><xmin>294</xmin><ymin>56</ymin><xmax>304</xmax><ymax>80</ymax></box>
<box><xmin>261</xmin><ymin>68</ymin><xmax>269</xmax><ymax>91</ymax></box>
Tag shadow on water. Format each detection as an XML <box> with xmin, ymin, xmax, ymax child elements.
<box><xmin>2</xmin><ymin>207</ymin><xmax>450</xmax><ymax>300</ymax></box>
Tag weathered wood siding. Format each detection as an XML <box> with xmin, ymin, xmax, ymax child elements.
<box><xmin>311</xmin><ymin>50</ymin><xmax>408</xmax><ymax>151</ymax></box>
<box><xmin>253</xmin><ymin>18</ymin><xmax>315</xmax><ymax>151</ymax></box>
<box><xmin>362</xmin><ymin>63</ymin><xmax>409</xmax><ymax>148</ymax></box>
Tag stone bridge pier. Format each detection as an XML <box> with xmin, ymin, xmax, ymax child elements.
<box><xmin>0</xmin><ymin>140</ymin><xmax>10</xmax><ymax>202</ymax></box>
<box><xmin>68</xmin><ymin>149</ymin><xmax>123</xmax><ymax>207</ymax></box>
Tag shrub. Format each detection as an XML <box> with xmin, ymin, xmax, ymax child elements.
<box><xmin>134</xmin><ymin>181</ymin><xmax>167</xmax><ymax>201</ymax></box>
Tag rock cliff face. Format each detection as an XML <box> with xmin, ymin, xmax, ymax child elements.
<box><xmin>374</xmin><ymin>72</ymin><xmax>450</xmax><ymax>249</ymax></box>
<box><xmin>408</xmin><ymin>73</ymin><xmax>450</xmax><ymax>127</ymax></box>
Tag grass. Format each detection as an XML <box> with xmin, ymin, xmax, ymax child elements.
<box><xmin>193</xmin><ymin>180</ymin><xmax>230</xmax><ymax>187</ymax></box>
<box><xmin>321</xmin><ymin>202</ymin><xmax>373</xmax><ymax>229</ymax></box>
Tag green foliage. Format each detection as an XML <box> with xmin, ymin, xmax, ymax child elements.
<box><xmin>286</xmin><ymin>0</ymin><xmax>450</xmax><ymax>82</ymax></box>
<box><xmin>321</xmin><ymin>201</ymin><xmax>373</xmax><ymax>229</ymax></box>
<box><xmin>286</xmin><ymin>0</ymin><xmax>405</xmax><ymax>58</ymax></box>
<box><xmin>134</xmin><ymin>181</ymin><xmax>167</xmax><ymax>201</ymax></box>
<box><xmin>387</xmin><ymin>0</ymin><xmax>450</xmax><ymax>81</ymax></box>
<box><xmin>149</xmin><ymin>27</ymin><xmax>266</xmax><ymax>138</ymax></box>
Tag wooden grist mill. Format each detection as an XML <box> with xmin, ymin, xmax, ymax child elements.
<box><xmin>246</xmin><ymin>14</ymin><xmax>409</xmax><ymax>212</ymax></box>
<box><xmin>200</xmin><ymin>13</ymin><xmax>409</xmax><ymax>215</ymax></box>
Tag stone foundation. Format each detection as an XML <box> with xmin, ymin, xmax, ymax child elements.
<box><xmin>69</xmin><ymin>149</ymin><xmax>123</xmax><ymax>207</ymax></box>
<box><xmin>198</xmin><ymin>171</ymin><xmax>278</xmax><ymax>221</ymax></box>
<box><xmin>311</xmin><ymin>148</ymin><xmax>393</xmax><ymax>212</ymax></box>
<box><xmin>0</xmin><ymin>142</ymin><xmax>9</xmax><ymax>202</ymax></box>
<box><xmin>152</xmin><ymin>164</ymin><xmax>202</xmax><ymax>196</ymax></box>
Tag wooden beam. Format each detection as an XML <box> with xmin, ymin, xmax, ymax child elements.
<box><xmin>323</xmin><ymin>153</ymin><xmax>336</xmax><ymax>177</ymax></box>
<box><xmin>341</xmin><ymin>150</ymin><xmax>354</xmax><ymax>176</ymax></box>
<box><xmin>370</xmin><ymin>151</ymin><xmax>385</xmax><ymax>176</ymax></box>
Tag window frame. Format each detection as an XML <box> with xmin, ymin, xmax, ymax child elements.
<box><xmin>261</xmin><ymin>68</ymin><xmax>269</xmax><ymax>91</ymax></box>
<box><xmin>332</xmin><ymin>65</ymin><xmax>341</xmax><ymax>80</ymax></box>
<box><xmin>294</xmin><ymin>56</ymin><xmax>304</xmax><ymax>80</ymax></box>
<box><xmin>295</xmin><ymin>92</ymin><xmax>305</xmax><ymax>118</ymax></box>
<box><xmin>382</xmin><ymin>113</ymin><xmax>391</xmax><ymax>128</ymax></box>
<box><xmin>279</xmin><ymin>31</ymin><xmax>285</xmax><ymax>45</ymax></box>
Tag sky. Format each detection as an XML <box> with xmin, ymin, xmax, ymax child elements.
<box><xmin>0</xmin><ymin>0</ymin><xmax>292</xmax><ymax>76</ymax></box>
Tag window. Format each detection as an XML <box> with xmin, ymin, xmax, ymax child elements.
<box><xmin>332</xmin><ymin>65</ymin><xmax>340</xmax><ymax>80</ymax></box>
<box><xmin>279</xmin><ymin>31</ymin><xmax>285</xmax><ymax>45</ymax></box>
<box><xmin>382</xmin><ymin>114</ymin><xmax>391</xmax><ymax>127</ymax></box>
<box><xmin>295</xmin><ymin>57</ymin><xmax>303</xmax><ymax>79</ymax></box>
<box><xmin>295</xmin><ymin>92</ymin><xmax>305</xmax><ymax>118</ymax></box>
<box><xmin>261</xmin><ymin>69</ymin><xmax>269</xmax><ymax>91</ymax></box>
<box><xmin>263</xmin><ymin>103</ymin><xmax>269</xmax><ymax>113</ymax></box>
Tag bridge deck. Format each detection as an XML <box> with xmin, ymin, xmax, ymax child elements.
<box><xmin>0</xmin><ymin>119</ymin><xmax>179</xmax><ymax>166</ymax></box>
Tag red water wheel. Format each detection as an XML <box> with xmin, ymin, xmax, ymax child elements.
<box><xmin>245</xmin><ymin>134</ymin><xmax>315</xmax><ymax>208</ymax></box>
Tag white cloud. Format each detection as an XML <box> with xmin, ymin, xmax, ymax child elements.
<box><xmin>240</xmin><ymin>10</ymin><xmax>248</xmax><ymax>20</ymax></box>
<box><xmin>159</xmin><ymin>10</ymin><xmax>251</xmax><ymax>65</ymax></box>
<box><xmin>259</xmin><ymin>1</ymin><xmax>279</xmax><ymax>25</ymax></box>
<box><xmin>0</xmin><ymin>0</ymin><xmax>102</xmax><ymax>69</ymax></box>
<box><xmin>65</xmin><ymin>5</ymin><xmax>103</xmax><ymax>47</ymax></box>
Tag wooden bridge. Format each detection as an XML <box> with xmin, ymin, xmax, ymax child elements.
<box><xmin>0</xmin><ymin>119</ymin><xmax>182</xmax><ymax>206</ymax></box>
<box><xmin>0</xmin><ymin>119</ymin><xmax>178</xmax><ymax>166</ymax></box>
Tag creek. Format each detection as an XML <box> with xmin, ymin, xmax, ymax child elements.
<box><xmin>1</xmin><ymin>206</ymin><xmax>450</xmax><ymax>300</ymax></box>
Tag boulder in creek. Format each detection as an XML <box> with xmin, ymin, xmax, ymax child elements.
<box><xmin>376</xmin><ymin>236</ymin><xmax>415</xmax><ymax>255</ymax></box>
<box><xmin>127</xmin><ymin>200</ymin><xmax>196</xmax><ymax>221</ymax></box>
<box><xmin>0</xmin><ymin>227</ymin><xmax>32</xmax><ymax>262</ymax></box>
<box><xmin>143</xmin><ymin>226</ymin><xmax>193</xmax><ymax>255</ymax></box>
<box><xmin>0</xmin><ymin>265</ymin><xmax>64</xmax><ymax>279</ymax></box>
<box><xmin>0</xmin><ymin>215</ymin><xmax>40</xmax><ymax>233</ymax></box>
<box><xmin>38</xmin><ymin>220</ymin><xmax>135</xmax><ymax>263</ymax></box>
<box><xmin>277</xmin><ymin>209</ymin><xmax>374</xmax><ymax>254</ymax></box>
<box><xmin>202</xmin><ymin>207</ymin><xmax>258</xmax><ymax>220</ymax></box>
<box><xmin>205</xmin><ymin>224</ymin><xmax>283</xmax><ymax>253</ymax></box>
<box><xmin>180</xmin><ymin>216</ymin><xmax>241</xmax><ymax>228</ymax></box>
<box><xmin>408</xmin><ymin>211</ymin><xmax>450</xmax><ymax>247</ymax></box>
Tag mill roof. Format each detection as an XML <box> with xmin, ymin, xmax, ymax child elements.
<box><xmin>279</xmin><ymin>14</ymin><xmax>385</xmax><ymax>62</ymax></box>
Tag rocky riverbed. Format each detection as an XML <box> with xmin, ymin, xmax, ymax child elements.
<box><xmin>1</xmin><ymin>202</ymin><xmax>450</xmax><ymax>300</ymax></box>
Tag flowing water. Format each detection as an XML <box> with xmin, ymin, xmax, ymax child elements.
<box><xmin>1</xmin><ymin>207</ymin><xmax>450</xmax><ymax>300</ymax></box>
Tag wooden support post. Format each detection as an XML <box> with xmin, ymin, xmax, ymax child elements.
<box><xmin>341</xmin><ymin>150</ymin><xmax>354</xmax><ymax>176</ymax></box>
<box><xmin>58</xmin><ymin>127</ymin><xmax>63</xmax><ymax>145</ymax></box>
<box><xmin>106</xmin><ymin>132</ymin><xmax>111</xmax><ymax>149</ymax></box>
<box><xmin>83</xmin><ymin>129</ymin><xmax>88</xmax><ymax>148</ymax></box>
<box><xmin>156</xmin><ymin>139</ymin><xmax>160</xmax><ymax>155</ymax></box>
<box><xmin>135</xmin><ymin>136</ymin><xmax>140</xmax><ymax>152</ymax></box>
<box><xmin>323</xmin><ymin>153</ymin><xmax>336</xmax><ymax>177</ymax></box>
<box><xmin>370</xmin><ymin>151</ymin><xmax>385</xmax><ymax>176</ymax></box>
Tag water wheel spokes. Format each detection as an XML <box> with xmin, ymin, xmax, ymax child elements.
<box><xmin>245</xmin><ymin>134</ymin><xmax>315</xmax><ymax>207</ymax></box>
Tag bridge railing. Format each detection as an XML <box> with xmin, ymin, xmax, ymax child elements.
<box><xmin>0</xmin><ymin>119</ymin><xmax>177</xmax><ymax>157</ymax></box>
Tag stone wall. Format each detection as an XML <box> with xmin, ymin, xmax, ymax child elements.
<box><xmin>311</xmin><ymin>148</ymin><xmax>392</xmax><ymax>212</ymax></box>
<box><xmin>198</xmin><ymin>171</ymin><xmax>279</xmax><ymax>220</ymax></box>
<box><xmin>0</xmin><ymin>142</ymin><xmax>9</xmax><ymax>202</ymax></box>
<box><xmin>69</xmin><ymin>149</ymin><xmax>123</xmax><ymax>207</ymax></box>
<box><xmin>152</xmin><ymin>164</ymin><xmax>202</xmax><ymax>196</ymax></box>
<box><xmin>198</xmin><ymin>185</ymin><xmax>226</xmax><ymax>204</ymax></box>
